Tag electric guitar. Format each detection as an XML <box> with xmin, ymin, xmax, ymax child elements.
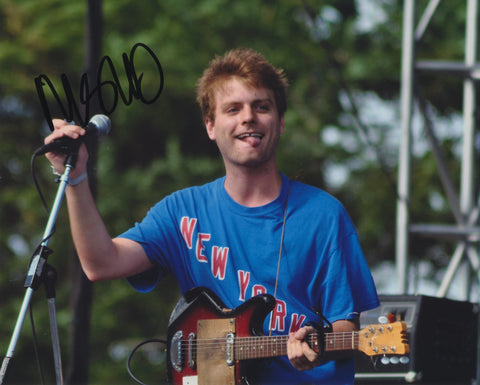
<box><xmin>167</xmin><ymin>288</ymin><xmax>409</xmax><ymax>385</ymax></box>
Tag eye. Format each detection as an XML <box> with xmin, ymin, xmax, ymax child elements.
<box><xmin>223</xmin><ymin>104</ymin><xmax>240</xmax><ymax>114</ymax></box>
<box><xmin>256</xmin><ymin>103</ymin><xmax>271</xmax><ymax>112</ymax></box>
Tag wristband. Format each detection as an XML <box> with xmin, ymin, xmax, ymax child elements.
<box><xmin>51</xmin><ymin>166</ymin><xmax>62</xmax><ymax>176</ymax></box>
<box><xmin>68</xmin><ymin>172</ymin><xmax>88</xmax><ymax>186</ymax></box>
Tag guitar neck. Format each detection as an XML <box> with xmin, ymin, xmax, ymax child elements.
<box><xmin>234</xmin><ymin>331</ymin><xmax>358</xmax><ymax>361</ymax></box>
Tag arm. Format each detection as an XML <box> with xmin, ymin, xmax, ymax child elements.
<box><xmin>287</xmin><ymin>318</ymin><xmax>358</xmax><ymax>371</ymax></box>
<box><xmin>45</xmin><ymin>120</ymin><xmax>154</xmax><ymax>281</ymax></box>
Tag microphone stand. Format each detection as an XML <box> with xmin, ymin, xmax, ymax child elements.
<box><xmin>0</xmin><ymin>151</ymin><xmax>79</xmax><ymax>385</ymax></box>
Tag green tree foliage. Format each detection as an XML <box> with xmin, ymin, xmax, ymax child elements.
<box><xmin>0</xmin><ymin>0</ymin><xmax>469</xmax><ymax>383</ymax></box>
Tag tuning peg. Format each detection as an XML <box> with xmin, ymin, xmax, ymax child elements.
<box><xmin>381</xmin><ymin>355</ymin><xmax>390</xmax><ymax>365</ymax></box>
<box><xmin>378</xmin><ymin>316</ymin><xmax>389</xmax><ymax>324</ymax></box>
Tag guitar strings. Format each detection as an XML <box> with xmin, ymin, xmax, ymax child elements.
<box><xmin>176</xmin><ymin>331</ymin><xmax>362</xmax><ymax>354</ymax></box>
<box><xmin>176</xmin><ymin>326</ymin><xmax>408</xmax><ymax>357</ymax></box>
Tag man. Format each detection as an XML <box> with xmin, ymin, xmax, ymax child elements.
<box><xmin>45</xmin><ymin>48</ymin><xmax>379</xmax><ymax>384</ymax></box>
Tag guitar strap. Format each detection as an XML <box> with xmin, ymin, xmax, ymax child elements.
<box><xmin>269</xmin><ymin>179</ymin><xmax>292</xmax><ymax>337</ymax></box>
<box><xmin>268</xmin><ymin>179</ymin><xmax>332</xmax><ymax>358</ymax></box>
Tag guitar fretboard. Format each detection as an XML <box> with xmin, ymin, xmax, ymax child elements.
<box><xmin>233</xmin><ymin>331</ymin><xmax>359</xmax><ymax>361</ymax></box>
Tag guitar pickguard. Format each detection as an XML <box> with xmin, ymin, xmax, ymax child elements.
<box><xmin>181</xmin><ymin>376</ymin><xmax>198</xmax><ymax>385</ymax></box>
<box><xmin>197</xmin><ymin>318</ymin><xmax>236</xmax><ymax>385</ymax></box>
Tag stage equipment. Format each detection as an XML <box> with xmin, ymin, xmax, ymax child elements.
<box><xmin>355</xmin><ymin>294</ymin><xmax>479</xmax><ymax>384</ymax></box>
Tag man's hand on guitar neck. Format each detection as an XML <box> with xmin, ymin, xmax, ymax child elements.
<box><xmin>287</xmin><ymin>319</ymin><xmax>358</xmax><ymax>371</ymax></box>
<box><xmin>287</xmin><ymin>326</ymin><xmax>321</xmax><ymax>371</ymax></box>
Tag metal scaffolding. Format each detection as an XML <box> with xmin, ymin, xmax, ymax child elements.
<box><xmin>396</xmin><ymin>0</ymin><xmax>480</xmax><ymax>300</ymax></box>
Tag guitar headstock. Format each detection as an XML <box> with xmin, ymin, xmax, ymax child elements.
<box><xmin>358</xmin><ymin>321</ymin><xmax>410</xmax><ymax>357</ymax></box>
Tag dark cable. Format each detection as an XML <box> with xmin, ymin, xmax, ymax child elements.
<box><xmin>126</xmin><ymin>338</ymin><xmax>167</xmax><ymax>385</ymax></box>
<box><xmin>29</xmin><ymin>304</ymin><xmax>46</xmax><ymax>385</ymax></box>
<box><xmin>30</xmin><ymin>153</ymin><xmax>51</xmax><ymax>215</ymax></box>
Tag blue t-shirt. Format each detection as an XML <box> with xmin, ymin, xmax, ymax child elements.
<box><xmin>119</xmin><ymin>174</ymin><xmax>379</xmax><ymax>384</ymax></box>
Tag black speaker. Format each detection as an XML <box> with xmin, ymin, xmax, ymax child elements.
<box><xmin>355</xmin><ymin>294</ymin><xmax>479</xmax><ymax>384</ymax></box>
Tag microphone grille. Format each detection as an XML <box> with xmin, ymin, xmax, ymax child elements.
<box><xmin>89</xmin><ymin>114</ymin><xmax>111</xmax><ymax>136</ymax></box>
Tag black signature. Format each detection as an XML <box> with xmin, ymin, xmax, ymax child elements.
<box><xmin>35</xmin><ymin>42</ymin><xmax>164</xmax><ymax>130</ymax></box>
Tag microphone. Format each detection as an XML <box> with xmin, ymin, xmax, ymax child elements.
<box><xmin>35</xmin><ymin>114</ymin><xmax>111</xmax><ymax>155</ymax></box>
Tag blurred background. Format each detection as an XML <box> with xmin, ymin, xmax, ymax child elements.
<box><xmin>0</xmin><ymin>0</ymin><xmax>478</xmax><ymax>384</ymax></box>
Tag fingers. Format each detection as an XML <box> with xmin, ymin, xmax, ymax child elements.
<box><xmin>287</xmin><ymin>326</ymin><xmax>320</xmax><ymax>371</ymax></box>
<box><xmin>44</xmin><ymin>119</ymin><xmax>89</xmax><ymax>177</ymax></box>
<box><xmin>45</xmin><ymin>119</ymin><xmax>85</xmax><ymax>144</ymax></box>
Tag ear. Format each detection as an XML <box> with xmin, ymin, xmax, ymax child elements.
<box><xmin>279</xmin><ymin>115</ymin><xmax>285</xmax><ymax>135</ymax></box>
<box><xmin>205</xmin><ymin>118</ymin><xmax>216</xmax><ymax>141</ymax></box>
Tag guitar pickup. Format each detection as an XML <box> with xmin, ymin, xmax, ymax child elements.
<box><xmin>170</xmin><ymin>330</ymin><xmax>197</xmax><ymax>372</ymax></box>
<box><xmin>226</xmin><ymin>333</ymin><xmax>235</xmax><ymax>366</ymax></box>
<box><xmin>188</xmin><ymin>332</ymin><xmax>196</xmax><ymax>370</ymax></box>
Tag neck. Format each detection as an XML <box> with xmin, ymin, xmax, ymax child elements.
<box><xmin>233</xmin><ymin>330</ymin><xmax>358</xmax><ymax>361</ymax></box>
<box><xmin>224</xmin><ymin>167</ymin><xmax>283</xmax><ymax>207</ymax></box>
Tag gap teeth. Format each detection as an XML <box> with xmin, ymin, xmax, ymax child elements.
<box><xmin>238</xmin><ymin>133</ymin><xmax>263</xmax><ymax>139</ymax></box>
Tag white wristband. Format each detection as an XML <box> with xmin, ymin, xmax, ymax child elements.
<box><xmin>68</xmin><ymin>172</ymin><xmax>88</xmax><ymax>186</ymax></box>
<box><xmin>51</xmin><ymin>166</ymin><xmax>62</xmax><ymax>176</ymax></box>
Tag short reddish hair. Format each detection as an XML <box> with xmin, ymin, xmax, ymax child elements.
<box><xmin>196</xmin><ymin>48</ymin><xmax>288</xmax><ymax>122</ymax></box>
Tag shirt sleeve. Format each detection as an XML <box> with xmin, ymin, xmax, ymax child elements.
<box><xmin>320</xmin><ymin>221</ymin><xmax>379</xmax><ymax>323</ymax></box>
<box><xmin>116</xmin><ymin>198</ymin><xmax>179</xmax><ymax>292</ymax></box>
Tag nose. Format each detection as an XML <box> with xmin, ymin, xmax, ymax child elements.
<box><xmin>241</xmin><ymin>105</ymin><xmax>255</xmax><ymax>125</ymax></box>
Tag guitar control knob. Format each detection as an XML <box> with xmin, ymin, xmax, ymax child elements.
<box><xmin>400</xmin><ymin>356</ymin><xmax>410</xmax><ymax>364</ymax></box>
<box><xmin>378</xmin><ymin>316</ymin><xmax>389</xmax><ymax>324</ymax></box>
<box><xmin>390</xmin><ymin>356</ymin><xmax>400</xmax><ymax>364</ymax></box>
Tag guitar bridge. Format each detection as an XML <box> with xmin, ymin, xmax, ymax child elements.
<box><xmin>170</xmin><ymin>330</ymin><xmax>184</xmax><ymax>373</ymax></box>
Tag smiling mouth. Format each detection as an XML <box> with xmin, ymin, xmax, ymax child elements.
<box><xmin>236</xmin><ymin>133</ymin><xmax>264</xmax><ymax>139</ymax></box>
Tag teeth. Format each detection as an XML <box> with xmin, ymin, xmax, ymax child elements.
<box><xmin>237</xmin><ymin>133</ymin><xmax>264</xmax><ymax>139</ymax></box>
